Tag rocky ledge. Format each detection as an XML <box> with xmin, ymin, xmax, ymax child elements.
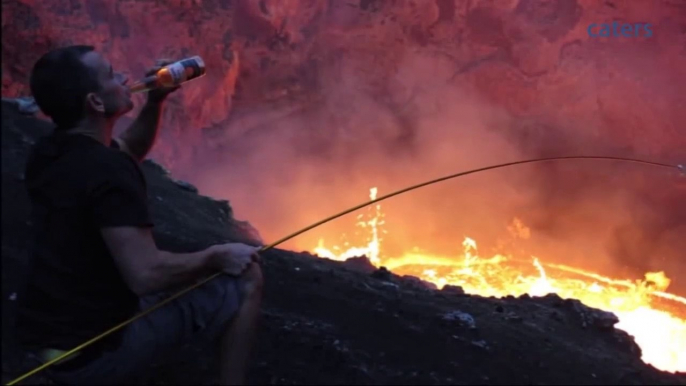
<box><xmin>2</xmin><ymin>101</ymin><xmax>684</xmax><ymax>385</ymax></box>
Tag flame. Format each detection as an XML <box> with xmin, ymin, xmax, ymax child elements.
<box><xmin>313</xmin><ymin>187</ymin><xmax>383</xmax><ymax>265</ymax></box>
<box><xmin>312</xmin><ymin>187</ymin><xmax>686</xmax><ymax>373</ymax></box>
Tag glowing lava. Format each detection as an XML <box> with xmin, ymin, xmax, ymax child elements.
<box><xmin>312</xmin><ymin>187</ymin><xmax>686</xmax><ymax>373</ymax></box>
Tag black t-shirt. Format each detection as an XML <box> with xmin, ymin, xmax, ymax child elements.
<box><xmin>17</xmin><ymin>132</ymin><xmax>152</xmax><ymax>351</ymax></box>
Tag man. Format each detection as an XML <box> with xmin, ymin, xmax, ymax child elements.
<box><xmin>17</xmin><ymin>45</ymin><xmax>263</xmax><ymax>385</ymax></box>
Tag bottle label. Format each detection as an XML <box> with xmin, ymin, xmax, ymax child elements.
<box><xmin>179</xmin><ymin>57</ymin><xmax>205</xmax><ymax>80</ymax></box>
<box><xmin>167</xmin><ymin>62</ymin><xmax>187</xmax><ymax>84</ymax></box>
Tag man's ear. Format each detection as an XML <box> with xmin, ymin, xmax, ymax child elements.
<box><xmin>85</xmin><ymin>92</ymin><xmax>105</xmax><ymax>113</ymax></box>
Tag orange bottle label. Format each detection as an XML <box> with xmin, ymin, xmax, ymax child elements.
<box><xmin>128</xmin><ymin>56</ymin><xmax>206</xmax><ymax>93</ymax></box>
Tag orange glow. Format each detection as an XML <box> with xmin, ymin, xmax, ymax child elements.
<box><xmin>312</xmin><ymin>187</ymin><xmax>686</xmax><ymax>373</ymax></box>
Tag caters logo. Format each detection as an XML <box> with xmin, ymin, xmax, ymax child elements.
<box><xmin>587</xmin><ymin>22</ymin><xmax>653</xmax><ymax>38</ymax></box>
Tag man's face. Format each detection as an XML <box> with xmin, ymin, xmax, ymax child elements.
<box><xmin>82</xmin><ymin>51</ymin><xmax>134</xmax><ymax>119</ymax></box>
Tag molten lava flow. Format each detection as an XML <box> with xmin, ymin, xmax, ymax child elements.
<box><xmin>314</xmin><ymin>187</ymin><xmax>384</xmax><ymax>265</ymax></box>
<box><xmin>312</xmin><ymin>187</ymin><xmax>686</xmax><ymax>373</ymax></box>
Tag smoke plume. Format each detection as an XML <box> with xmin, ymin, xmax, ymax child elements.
<box><xmin>180</xmin><ymin>44</ymin><xmax>685</xmax><ymax>296</ymax></box>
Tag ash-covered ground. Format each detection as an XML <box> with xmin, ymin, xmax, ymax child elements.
<box><xmin>2</xmin><ymin>102</ymin><xmax>684</xmax><ymax>385</ymax></box>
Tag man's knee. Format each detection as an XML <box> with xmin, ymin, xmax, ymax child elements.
<box><xmin>238</xmin><ymin>263</ymin><xmax>263</xmax><ymax>300</ymax></box>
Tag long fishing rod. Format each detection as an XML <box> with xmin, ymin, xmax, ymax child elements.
<box><xmin>7</xmin><ymin>155</ymin><xmax>682</xmax><ymax>385</ymax></box>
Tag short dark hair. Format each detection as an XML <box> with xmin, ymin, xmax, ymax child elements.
<box><xmin>30</xmin><ymin>45</ymin><xmax>102</xmax><ymax>129</ymax></box>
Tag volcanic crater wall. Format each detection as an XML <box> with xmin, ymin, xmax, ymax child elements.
<box><xmin>3</xmin><ymin>0</ymin><xmax>685</xmax><ymax>161</ymax></box>
<box><xmin>2</xmin><ymin>0</ymin><xmax>685</xmax><ymax>291</ymax></box>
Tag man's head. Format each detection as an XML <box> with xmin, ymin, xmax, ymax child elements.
<box><xmin>30</xmin><ymin>45</ymin><xmax>133</xmax><ymax>130</ymax></box>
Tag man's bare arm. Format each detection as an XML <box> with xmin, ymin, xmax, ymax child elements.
<box><xmin>116</xmin><ymin>59</ymin><xmax>179</xmax><ymax>161</ymax></box>
<box><xmin>102</xmin><ymin>226</ymin><xmax>213</xmax><ymax>295</ymax></box>
<box><xmin>101</xmin><ymin>227</ymin><xmax>259</xmax><ymax>296</ymax></box>
<box><xmin>116</xmin><ymin>101</ymin><xmax>163</xmax><ymax>161</ymax></box>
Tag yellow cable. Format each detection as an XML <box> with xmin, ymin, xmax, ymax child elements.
<box><xmin>6</xmin><ymin>155</ymin><xmax>679</xmax><ymax>385</ymax></box>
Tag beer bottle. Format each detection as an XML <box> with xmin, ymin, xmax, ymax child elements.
<box><xmin>128</xmin><ymin>56</ymin><xmax>206</xmax><ymax>93</ymax></box>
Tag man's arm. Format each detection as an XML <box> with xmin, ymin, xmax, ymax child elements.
<box><xmin>116</xmin><ymin>59</ymin><xmax>179</xmax><ymax>161</ymax></box>
<box><xmin>116</xmin><ymin>100</ymin><xmax>163</xmax><ymax>161</ymax></box>
<box><xmin>101</xmin><ymin>227</ymin><xmax>260</xmax><ymax>296</ymax></box>
<box><xmin>102</xmin><ymin>226</ymin><xmax>214</xmax><ymax>295</ymax></box>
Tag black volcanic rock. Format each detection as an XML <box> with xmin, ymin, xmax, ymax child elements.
<box><xmin>400</xmin><ymin>275</ymin><xmax>438</xmax><ymax>291</ymax></box>
<box><xmin>441</xmin><ymin>284</ymin><xmax>466</xmax><ymax>296</ymax></box>
<box><xmin>2</xmin><ymin>102</ymin><xmax>684</xmax><ymax>385</ymax></box>
<box><xmin>342</xmin><ymin>256</ymin><xmax>377</xmax><ymax>274</ymax></box>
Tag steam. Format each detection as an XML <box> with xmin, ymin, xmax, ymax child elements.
<box><xmin>187</xmin><ymin>51</ymin><xmax>529</xmax><ymax>255</ymax></box>
<box><xmin>180</xmin><ymin>28</ymin><xmax>684</xmax><ymax>295</ymax></box>
<box><xmin>1</xmin><ymin>0</ymin><xmax>681</xmax><ymax>295</ymax></box>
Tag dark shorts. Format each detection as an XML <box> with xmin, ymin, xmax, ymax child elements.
<box><xmin>40</xmin><ymin>274</ymin><xmax>243</xmax><ymax>385</ymax></box>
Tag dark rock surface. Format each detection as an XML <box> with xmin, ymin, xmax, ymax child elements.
<box><xmin>2</xmin><ymin>102</ymin><xmax>685</xmax><ymax>385</ymax></box>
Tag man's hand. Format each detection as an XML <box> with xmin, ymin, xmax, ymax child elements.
<box><xmin>208</xmin><ymin>243</ymin><xmax>262</xmax><ymax>276</ymax></box>
<box><xmin>117</xmin><ymin>59</ymin><xmax>179</xmax><ymax>161</ymax></box>
<box><xmin>146</xmin><ymin>59</ymin><xmax>180</xmax><ymax>104</ymax></box>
